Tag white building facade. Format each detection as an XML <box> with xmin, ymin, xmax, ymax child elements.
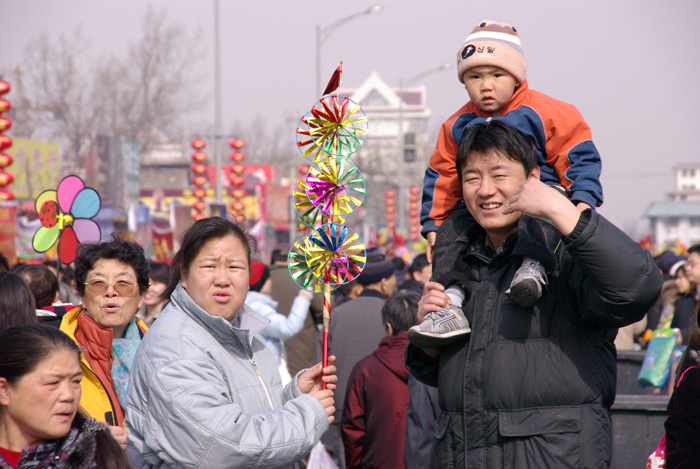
<box><xmin>336</xmin><ymin>72</ymin><xmax>433</xmax><ymax>230</ymax></box>
<box><xmin>644</xmin><ymin>163</ymin><xmax>700</xmax><ymax>247</ymax></box>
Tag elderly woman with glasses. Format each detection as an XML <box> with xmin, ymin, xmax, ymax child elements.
<box><xmin>59</xmin><ymin>239</ymin><xmax>149</xmax><ymax>449</ymax></box>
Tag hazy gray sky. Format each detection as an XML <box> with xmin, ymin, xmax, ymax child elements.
<box><xmin>4</xmin><ymin>0</ymin><xmax>700</xmax><ymax>237</ymax></box>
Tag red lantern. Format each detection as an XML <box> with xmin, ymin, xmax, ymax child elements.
<box><xmin>0</xmin><ymin>171</ymin><xmax>14</xmax><ymax>187</ymax></box>
<box><xmin>232</xmin><ymin>201</ymin><xmax>245</xmax><ymax>212</ymax></box>
<box><xmin>0</xmin><ymin>99</ymin><xmax>10</xmax><ymax>114</ymax></box>
<box><xmin>386</xmin><ymin>206</ymin><xmax>395</xmax><ymax>214</ymax></box>
<box><xmin>230</xmin><ymin>151</ymin><xmax>246</xmax><ymax>163</ymax></box>
<box><xmin>191</xmin><ymin>163</ymin><xmax>207</xmax><ymax>175</ymax></box>
<box><xmin>409</xmin><ymin>225</ymin><xmax>420</xmax><ymax>233</ymax></box>
<box><xmin>191</xmin><ymin>139</ymin><xmax>206</xmax><ymax>150</ymax></box>
<box><xmin>229</xmin><ymin>138</ymin><xmax>246</xmax><ymax>149</ymax></box>
<box><xmin>409</xmin><ymin>194</ymin><xmax>419</xmax><ymax>204</ymax></box>
<box><xmin>192</xmin><ymin>176</ymin><xmax>207</xmax><ymax>187</ymax></box>
<box><xmin>229</xmin><ymin>188</ymin><xmax>246</xmax><ymax>199</ymax></box>
<box><xmin>193</xmin><ymin>200</ymin><xmax>207</xmax><ymax>212</ymax></box>
<box><xmin>385</xmin><ymin>197</ymin><xmax>395</xmax><ymax>206</ymax></box>
<box><xmin>385</xmin><ymin>189</ymin><xmax>395</xmax><ymax>198</ymax></box>
<box><xmin>191</xmin><ymin>151</ymin><xmax>208</xmax><ymax>163</ymax></box>
<box><xmin>0</xmin><ymin>136</ymin><xmax>11</xmax><ymax>151</ymax></box>
<box><xmin>0</xmin><ymin>80</ymin><xmax>10</xmax><ymax>96</ymax></box>
<box><xmin>192</xmin><ymin>212</ymin><xmax>205</xmax><ymax>222</ymax></box>
<box><xmin>409</xmin><ymin>210</ymin><xmax>419</xmax><ymax>218</ymax></box>
<box><xmin>0</xmin><ymin>153</ymin><xmax>13</xmax><ymax>168</ymax></box>
<box><xmin>297</xmin><ymin>165</ymin><xmax>310</xmax><ymax>175</ymax></box>
<box><xmin>386</xmin><ymin>212</ymin><xmax>395</xmax><ymax>221</ymax></box>
<box><xmin>0</xmin><ymin>189</ymin><xmax>13</xmax><ymax>201</ymax></box>
<box><xmin>387</xmin><ymin>221</ymin><xmax>396</xmax><ymax>229</ymax></box>
<box><xmin>409</xmin><ymin>186</ymin><xmax>419</xmax><ymax>195</ymax></box>
<box><xmin>231</xmin><ymin>176</ymin><xmax>246</xmax><ymax>187</ymax></box>
<box><xmin>192</xmin><ymin>188</ymin><xmax>207</xmax><ymax>199</ymax></box>
<box><xmin>232</xmin><ymin>165</ymin><xmax>244</xmax><ymax>175</ymax></box>
<box><xmin>0</xmin><ymin>117</ymin><xmax>12</xmax><ymax>132</ymax></box>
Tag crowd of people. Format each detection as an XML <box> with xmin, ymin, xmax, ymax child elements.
<box><xmin>0</xmin><ymin>17</ymin><xmax>697</xmax><ymax>469</ymax></box>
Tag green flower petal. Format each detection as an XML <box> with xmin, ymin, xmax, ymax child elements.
<box><xmin>32</xmin><ymin>225</ymin><xmax>60</xmax><ymax>253</ymax></box>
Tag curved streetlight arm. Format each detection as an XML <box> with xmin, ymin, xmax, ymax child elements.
<box><xmin>316</xmin><ymin>5</ymin><xmax>383</xmax><ymax>96</ymax></box>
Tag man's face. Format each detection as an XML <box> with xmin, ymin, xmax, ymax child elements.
<box><xmin>461</xmin><ymin>150</ymin><xmax>537</xmax><ymax>247</ymax></box>
<box><xmin>685</xmin><ymin>252</ymin><xmax>700</xmax><ymax>287</ymax></box>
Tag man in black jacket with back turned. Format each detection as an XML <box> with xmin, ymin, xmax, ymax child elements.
<box><xmin>406</xmin><ymin>121</ymin><xmax>663</xmax><ymax>468</ymax></box>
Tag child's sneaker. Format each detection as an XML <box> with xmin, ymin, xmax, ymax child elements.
<box><xmin>408</xmin><ymin>305</ymin><xmax>471</xmax><ymax>349</ymax></box>
<box><xmin>505</xmin><ymin>258</ymin><xmax>547</xmax><ymax>307</ymax></box>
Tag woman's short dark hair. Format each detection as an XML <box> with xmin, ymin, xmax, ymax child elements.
<box><xmin>163</xmin><ymin>217</ymin><xmax>256</xmax><ymax>300</ymax></box>
<box><xmin>74</xmin><ymin>239</ymin><xmax>150</xmax><ymax>296</ymax></box>
<box><xmin>14</xmin><ymin>264</ymin><xmax>60</xmax><ymax>309</ymax></box>
<box><xmin>381</xmin><ymin>291</ymin><xmax>420</xmax><ymax>334</ymax></box>
<box><xmin>0</xmin><ymin>324</ymin><xmax>79</xmax><ymax>385</ymax></box>
<box><xmin>148</xmin><ymin>261</ymin><xmax>170</xmax><ymax>285</ymax></box>
<box><xmin>456</xmin><ymin>120</ymin><xmax>538</xmax><ymax>183</ymax></box>
<box><xmin>0</xmin><ymin>272</ymin><xmax>38</xmax><ymax>334</ymax></box>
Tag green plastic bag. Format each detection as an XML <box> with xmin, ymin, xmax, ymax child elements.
<box><xmin>637</xmin><ymin>328</ymin><xmax>678</xmax><ymax>388</ymax></box>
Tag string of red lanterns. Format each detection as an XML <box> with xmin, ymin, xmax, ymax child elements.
<box><xmin>408</xmin><ymin>186</ymin><xmax>420</xmax><ymax>241</ymax></box>
<box><xmin>0</xmin><ymin>79</ymin><xmax>14</xmax><ymax>201</ymax></box>
<box><xmin>385</xmin><ymin>189</ymin><xmax>396</xmax><ymax>230</ymax></box>
<box><xmin>227</xmin><ymin>138</ymin><xmax>246</xmax><ymax>217</ymax></box>
<box><xmin>190</xmin><ymin>138</ymin><xmax>208</xmax><ymax>221</ymax></box>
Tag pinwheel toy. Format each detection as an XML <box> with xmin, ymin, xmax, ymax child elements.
<box><xmin>292</xmin><ymin>223</ymin><xmax>366</xmax><ymax>379</ymax></box>
<box><xmin>289</xmin><ymin>63</ymin><xmax>370</xmax><ymax>387</ymax></box>
<box><xmin>32</xmin><ymin>175</ymin><xmax>102</xmax><ymax>265</ymax></box>
<box><xmin>300</xmin><ymin>95</ymin><xmax>368</xmax><ymax>158</ymax></box>
<box><xmin>293</xmin><ymin>176</ymin><xmax>347</xmax><ymax>230</ymax></box>
<box><xmin>304</xmin><ymin>158</ymin><xmax>365</xmax><ymax>217</ymax></box>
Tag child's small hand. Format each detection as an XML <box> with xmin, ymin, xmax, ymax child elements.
<box><xmin>426</xmin><ymin>231</ymin><xmax>437</xmax><ymax>263</ymax></box>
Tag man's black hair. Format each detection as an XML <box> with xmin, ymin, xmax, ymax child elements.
<box><xmin>456</xmin><ymin>120</ymin><xmax>538</xmax><ymax>182</ymax></box>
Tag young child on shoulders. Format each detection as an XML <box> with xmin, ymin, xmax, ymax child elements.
<box><xmin>414</xmin><ymin>20</ymin><xmax>603</xmax><ymax>346</ymax></box>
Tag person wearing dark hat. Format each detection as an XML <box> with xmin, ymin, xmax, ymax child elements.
<box><xmin>268</xmin><ymin>246</ymin><xmax>324</xmax><ymax>377</ymax></box>
<box><xmin>245</xmin><ymin>260</ymin><xmax>312</xmax><ymax>382</ymax></box>
<box><xmin>320</xmin><ymin>246</ymin><xmax>397</xmax><ymax>468</ymax></box>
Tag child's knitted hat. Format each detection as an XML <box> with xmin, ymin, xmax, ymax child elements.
<box><xmin>457</xmin><ymin>20</ymin><xmax>527</xmax><ymax>85</ymax></box>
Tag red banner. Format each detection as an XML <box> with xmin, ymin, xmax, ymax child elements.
<box><xmin>0</xmin><ymin>202</ymin><xmax>16</xmax><ymax>265</ymax></box>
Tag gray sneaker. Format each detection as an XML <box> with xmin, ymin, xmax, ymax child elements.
<box><xmin>408</xmin><ymin>305</ymin><xmax>471</xmax><ymax>349</ymax></box>
<box><xmin>505</xmin><ymin>258</ymin><xmax>547</xmax><ymax>308</ymax></box>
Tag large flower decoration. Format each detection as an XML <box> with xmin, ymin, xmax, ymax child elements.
<box><xmin>32</xmin><ymin>175</ymin><xmax>102</xmax><ymax>264</ymax></box>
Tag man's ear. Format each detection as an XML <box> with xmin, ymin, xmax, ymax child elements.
<box><xmin>0</xmin><ymin>378</ymin><xmax>10</xmax><ymax>406</ymax></box>
<box><xmin>528</xmin><ymin>166</ymin><xmax>540</xmax><ymax>180</ymax></box>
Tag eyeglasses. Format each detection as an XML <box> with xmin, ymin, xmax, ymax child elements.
<box><xmin>84</xmin><ymin>280</ymin><xmax>138</xmax><ymax>297</ymax></box>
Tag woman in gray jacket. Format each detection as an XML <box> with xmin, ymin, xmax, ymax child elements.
<box><xmin>126</xmin><ymin>217</ymin><xmax>337</xmax><ymax>468</ymax></box>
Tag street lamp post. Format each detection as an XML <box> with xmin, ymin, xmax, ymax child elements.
<box><xmin>397</xmin><ymin>63</ymin><xmax>452</xmax><ymax>231</ymax></box>
<box><xmin>315</xmin><ymin>5</ymin><xmax>383</xmax><ymax>97</ymax></box>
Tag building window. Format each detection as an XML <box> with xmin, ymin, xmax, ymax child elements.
<box><xmin>361</xmin><ymin>89</ymin><xmax>388</xmax><ymax>107</ymax></box>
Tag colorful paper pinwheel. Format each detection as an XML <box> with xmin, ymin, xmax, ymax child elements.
<box><xmin>304</xmin><ymin>223</ymin><xmax>366</xmax><ymax>285</ymax></box>
<box><xmin>32</xmin><ymin>175</ymin><xmax>102</xmax><ymax>264</ymax></box>
<box><xmin>305</xmin><ymin>158</ymin><xmax>365</xmax><ymax>217</ymax></box>
<box><xmin>300</xmin><ymin>95</ymin><xmax>368</xmax><ymax>158</ymax></box>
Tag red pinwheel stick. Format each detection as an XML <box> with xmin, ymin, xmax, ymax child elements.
<box><xmin>322</xmin><ymin>275</ymin><xmax>332</xmax><ymax>390</ymax></box>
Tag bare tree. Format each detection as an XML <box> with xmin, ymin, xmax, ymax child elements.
<box><xmin>19</xmin><ymin>5</ymin><xmax>206</xmax><ymax>172</ymax></box>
